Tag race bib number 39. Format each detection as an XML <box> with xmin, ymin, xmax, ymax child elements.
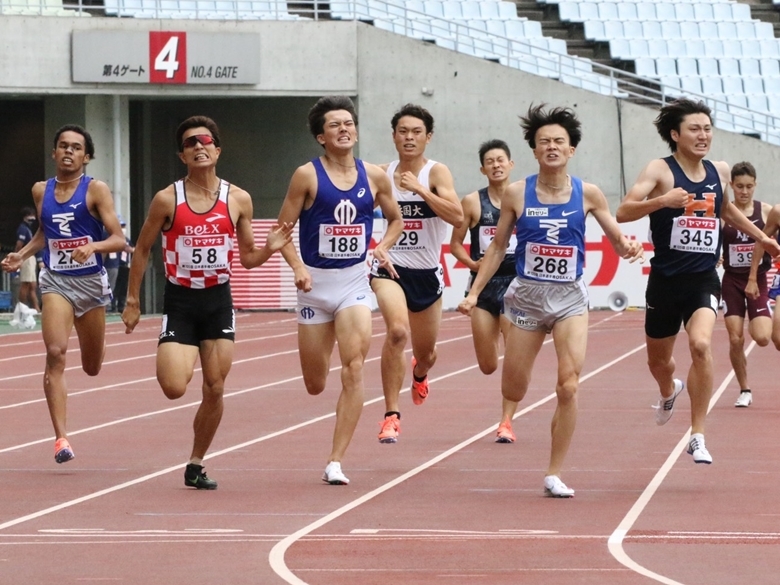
<box><xmin>670</xmin><ymin>217</ymin><xmax>718</xmax><ymax>254</ymax></box>
<box><xmin>48</xmin><ymin>236</ymin><xmax>97</xmax><ymax>271</ymax></box>
<box><xmin>319</xmin><ymin>224</ymin><xmax>365</xmax><ymax>259</ymax></box>
<box><xmin>523</xmin><ymin>242</ymin><xmax>576</xmax><ymax>281</ymax></box>
<box><xmin>728</xmin><ymin>243</ymin><xmax>754</xmax><ymax>268</ymax></box>
<box><xmin>176</xmin><ymin>235</ymin><xmax>230</xmax><ymax>270</ymax></box>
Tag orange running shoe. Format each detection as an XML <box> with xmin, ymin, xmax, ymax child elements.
<box><xmin>410</xmin><ymin>357</ymin><xmax>429</xmax><ymax>405</ymax></box>
<box><xmin>495</xmin><ymin>421</ymin><xmax>516</xmax><ymax>444</ymax></box>
<box><xmin>54</xmin><ymin>438</ymin><xmax>75</xmax><ymax>464</ymax></box>
<box><xmin>378</xmin><ymin>414</ymin><xmax>401</xmax><ymax>443</ymax></box>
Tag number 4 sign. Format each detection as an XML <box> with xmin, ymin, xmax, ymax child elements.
<box><xmin>149</xmin><ymin>32</ymin><xmax>187</xmax><ymax>84</ymax></box>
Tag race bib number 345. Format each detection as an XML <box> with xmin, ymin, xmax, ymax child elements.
<box><xmin>670</xmin><ymin>217</ymin><xmax>718</xmax><ymax>254</ymax></box>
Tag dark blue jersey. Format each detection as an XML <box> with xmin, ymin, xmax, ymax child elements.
<box><xmin>515</xmin><ymin>175</ymin><xmax>586</xmax><ymax>282</ymax></box>
<box><xmin>40</xmin><ymin>175</ymin><xmax>105</xmax><ymax>276</ymax></box>
<box><xmin>649</xmin><ymin>156</ymin><xmax>723</xmax><ymax>277</ymax></box>
<box><xmin>299</xmin><ymin>158</ymin><xmax>374</xmax><ymax>269</ymax></box>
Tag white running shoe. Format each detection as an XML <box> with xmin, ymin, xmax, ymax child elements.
<box><xmin>322</xmin><ymin>461</ymin><xmax>350</xmax><ymax>485</ymax></box>
<box><xmin>653</xmin><ymin>379</ymin><xmax>685</xmax><ymax>426</ymax></box>
<box><xmin>544</xmin><ymin>475</ymin><xmax>575</xmax><ymax>498</ymax></box>
<box><xmin>686</xmin><ymin>433</ymin><xmax>712</xmax><ymax>464</ymax></box>
<box><xmin>735</xmin><ymin>391</ymin><xmax>752</xmax><ymax>408</ymax></box>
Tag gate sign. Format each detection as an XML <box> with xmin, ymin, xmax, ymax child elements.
<box><xmin>72</xmin><ymin>30</ymin><xmax>260</xmax><ymax>84</ymax></box>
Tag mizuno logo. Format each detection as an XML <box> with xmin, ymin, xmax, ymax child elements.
<box><xmin>705</xmin><ymin>183</ymin><xmax>717</xmax><ymax>190</ymax></box>
<box><xmin>561</xmin><ymin>210</ymin><xmax>577</xmax><ymax>217</ymax></box>
<box><xmin>69</xmin><ymin>202</ymin><xmax>83</xmax><ymax>209</ymax></box>
<box><xmin>206</xmin><ymin>213</ymin><xmax>226</xmax><ymax>223</ymax></box>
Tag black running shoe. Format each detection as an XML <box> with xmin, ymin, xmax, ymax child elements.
<box><xmin>184</xmin><ymin>464</ymin><xmax>218</xmax><ymax>490</ymax></box>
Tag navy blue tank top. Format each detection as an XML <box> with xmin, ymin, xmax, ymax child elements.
<box><xmin>515</xmin><ymin>175</ymin><xmax>586</xmax><ymax>282</ymax></box>
<box><xmin>41</xmin><ymin>175</ymin><xmax>105</xmax><ymax>276</ymax></box>
<box><xmin>468</xmin><ymin>188</ymin><xmax>516</xmax><ymax>277</ymax></box>
<box><xmin>299</xmin><ymin>158</ymin><xmax>374</xmax><ymax>269</ymax></box>
<box><xmin>649</xmin><ymin>156</ymin><xmax>723</xmax><ymax>277</ymax></box>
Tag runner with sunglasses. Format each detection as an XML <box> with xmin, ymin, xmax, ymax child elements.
<box><xmin>1</xmin><ymin>124</ymin><xmax>126</xmax><ymax>465</ymax></box>
<box><xmin>123</xmin><ymin>115</ymin><xmax>293</xmax><ymax>490</ymax></box>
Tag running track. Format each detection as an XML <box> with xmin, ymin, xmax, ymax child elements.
<box><xmin>1</xmin><ymin>310</ymin><xmax>779</xmax><ymax>584</ymax></box>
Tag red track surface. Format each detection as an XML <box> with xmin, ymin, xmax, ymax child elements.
<box><xmin>1</xmin><ymin>310</ymin><xmax>779</xmax><ymax>584</ymax></box>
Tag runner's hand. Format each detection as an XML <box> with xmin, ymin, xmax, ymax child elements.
<box><xmin>372</xmin><ymin>246</ymin><xmax>398</xmax><ymax>279</ymax></box>
<box><xmin>458</xmin><ymin>295</ymin><xmax>477</xmax><ymax>316</ymax></box>
<box><xmin>0</xmin><ymin>253</ymin><xmax>22</xmax><ymax>273</ymax></box>
<box><xmin>293</xmin><ymin>265</ymin><xmax>312</xmax><ymax>292</ymax></box>
<box><xmin>122</xmin><ymin>300</ymin><xmax>141</xmax><ymax>333</ymax></box>
<box><xmin>266</xmin><ymin>222</ymin><xmax>294</xmax><ymax>252</ymax></box>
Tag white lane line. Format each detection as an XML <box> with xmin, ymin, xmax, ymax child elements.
<box><xmin>0</xmin><ymin>312</ymin><xmax>623</xmax><ymax>536</ymax></box>
<box><xmin>607</xmin><ymin>341</ymin><xmax>753</xmax><ymax>585</ymax></box>
<box><xmin>0</xmin><ymin>354</ymin><xmax>477</xmax><ymax>533</ymax></box>
<box><xmin>0</xmin><ymin>333</ymin><xmax>471</xmax><ymax>452</ymax></box>
<box><xmin>268</xmin><ymin>342</ymin><xmax>647</xmax><ymax>585</ymax></box>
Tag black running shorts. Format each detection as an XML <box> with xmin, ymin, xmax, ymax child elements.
<box><xmin>645</xmin><ymin>269</ymin><xmax>721</xmax><ymax>339</ymax></box>
<box><xmin>159</xmin><ymin>281</ymin><xmax>235</xmax><ymax>346</ymax></box>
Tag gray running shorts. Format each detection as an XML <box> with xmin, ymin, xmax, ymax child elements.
<box><xmin>39</xmin><ymin>267</ymin><xmax>111</xmax><ymax>318</ymax></box>
<box><xmin>502</xmin><ymin>277</ymin><xmax>588</xmax><ymax>333</ymax></box>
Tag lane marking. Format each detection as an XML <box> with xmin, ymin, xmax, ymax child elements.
<box><xmin>607</xmin><ymin>341</ymin><xmax>754</xmax><ymax>585</ymax></box>
<box><xmin>268</xmin><ymin>341</ymin><xmax>647</xmax><ymax>585</ymax></box>
<box><xmin>0</xmin><ymin>315</ymin><xmax>627</xmax><ymax>536</ymax></box>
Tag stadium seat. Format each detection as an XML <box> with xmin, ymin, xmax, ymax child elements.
<box><xmin>693</xmin><ymin>3</ymin><xmax>713</xmax><ymax>22</ymax></box>
<box><xmin>676</xmin><ymin>57</ymin><xmax>698</xmax><ymax>77</ymax></box>
<box><xmin>761</xmin><ymin>58</ymin><xmax>780</xmax><ymax>78</ymax></box>
<box><xmin>597</xmin><ymin>1</ymin><xmax>618</xmax><ymax>20</ymax></box>
<box><xmin>697</xmin><ymin>58</ymin><xmax>719</xmax><ymax>77</ymax></box>
<box><xmin>655</xmin><ymin>57</ymin><xmax>677</xmax><ymax>77</ymax></box>
<box><xmin>701</xmin><ymin>77</ymin><xmax>723</xmax><ymax>95</ymax></box>
<box><xmin>740</xmin><ymin>58</ymin><xmax>761</xmax><ymax>78</ymax></box>
<box><xmin>633</xmin><ymin>57</ymin><xmax>656</xmax><ymax>77</ymax></box>
<box><xmin>617</xmin><ymin>2</ymin><xmax>637</xmax><ymax>21</ymax></box>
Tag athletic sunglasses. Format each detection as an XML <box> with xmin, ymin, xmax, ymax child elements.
<box><xmin>181</xmin><ymin>134</ymin><xmax>216</xmax><ymax>149</ymax></box>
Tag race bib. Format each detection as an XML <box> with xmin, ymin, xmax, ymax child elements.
<box><xmin>479</xmin><ymin>226</ymin><xmax>517</xmax><ymax>254</ymax></box>
<box><xmin>395</xmin><ymin>219</ymin><xmax>425</xmax><ymax>249</ymax></box>
<box><xmin>523</xmin><ymin>242</ymin><xmax>577</xmax><ymax>281</ymax></box>
<box><xmin>48</xmin><ymin>236</ymin><xmax>97</xmax><ymax>272</ymax></box>
<box><xmin>728</xmin><ymin>243</ymin><xmax>754</xmax><ymax>268</ymax></box>
<box><xmin>176</xmin><ymin>234</ymin><xmax>230</xmax><ymax>270</ymax></box>
<box><xmin>670</xmin><ymin>217</ymin><xmax>718</xmax><ymax>254</ymax></box>
<box><xmin>318</xmin><ymin>224</ymin><xmax>365</xmax><ymax>259</ymax></box>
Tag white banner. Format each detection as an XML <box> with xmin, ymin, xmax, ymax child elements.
<box><xmin>231</xmin><ymin>217</ymin><xmax>654</xmax><ymax>311</ymax></box>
